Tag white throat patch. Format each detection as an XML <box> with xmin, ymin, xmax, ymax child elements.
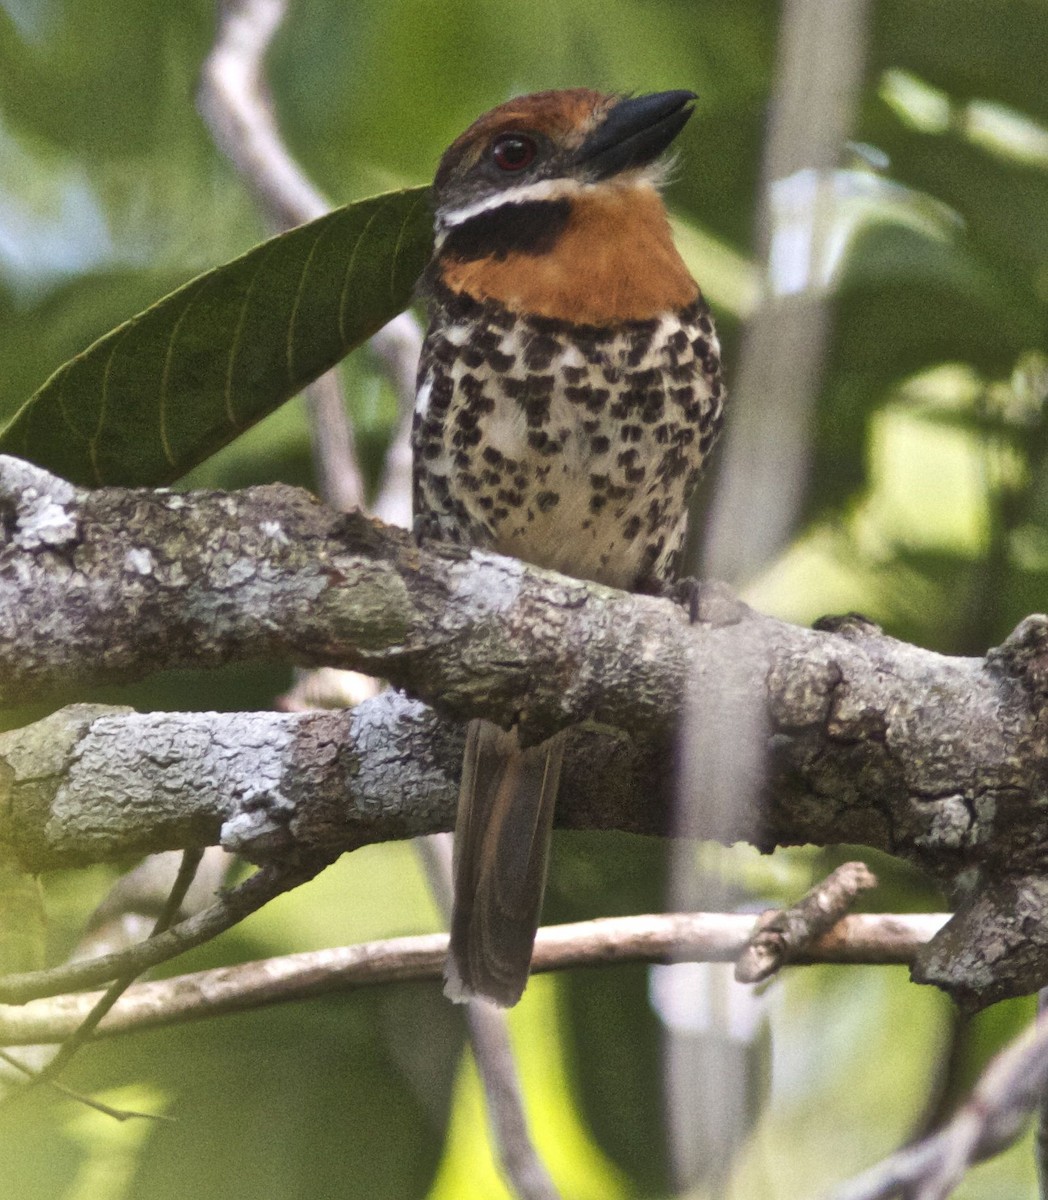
<box><xmin>433</xmin><ymin>166</ymin><xmax>666</xmax><ymax>250</ymax></box>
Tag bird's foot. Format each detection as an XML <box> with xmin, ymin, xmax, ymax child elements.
<box><xmin>639</xmin><ymin>576</ymin><xmax>749</xmax><ymax>627</ymax></box>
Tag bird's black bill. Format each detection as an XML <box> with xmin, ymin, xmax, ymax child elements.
<box><xmin>576</xmin><ymin>89</ymin><xmax>697</xmax><ymax>180</ymax></box>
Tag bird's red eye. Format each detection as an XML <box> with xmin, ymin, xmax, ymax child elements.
<box><xmin>491</xmin><ymin>134</ymin><xmax>537</xmax><ymax>172</ymax></box>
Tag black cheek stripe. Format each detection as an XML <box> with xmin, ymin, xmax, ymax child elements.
<box><xmin>442</xmin><ymin>198</ymin><xmax>572</xmax><ymax>261</ymax></box>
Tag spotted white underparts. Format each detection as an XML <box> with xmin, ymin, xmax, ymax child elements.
<box><xmin>412</xmin><ymin>283</ymin><xmax>725</xmax><ymax>591</ymax></box>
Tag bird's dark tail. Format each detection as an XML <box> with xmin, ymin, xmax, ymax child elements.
<box><xmin>444</xmin><ymin>719</ymin><xmax>565</xmax><ymax>1007</ymax></box>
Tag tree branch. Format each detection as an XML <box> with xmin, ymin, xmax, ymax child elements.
<box><xmin>0</xmin><ymin>912</ymin><xmax>946</xmax><ymax>1046</ymax></box>
<box><xmin>735</xmin><ymin>860</ymin><xmax>878</xmax><ymax>983</ymax></box>
<box><xmin>0</xmin><ymin>698</ymin><xmax>655</xmax><ymax>870</ymax></box>
<box><xmin>830</xmin><ymin>1000</ymin><xmax>1048</xmax><ymax>1200</ymax></box>
<box><xmin>5</xmin><ymin>848</ymin><xmax>207</xmax><ymax>1099</ymax></box>
<box><xmin>417</xmin><ymin>834</ymin><xmax>560</xmax><ymax>1200</ymax></box>
<box><xmin>4</xmin><ymin>455</ymin><xmax>1048</xmax><ymax>1006</ymax></box>
<box><xmin>197</xmin><ymin>0</ymin><xmax>423</xmax><ymax>521</ymax></box>
<box><xmin>0</xmin><ymin>858</ymin><xmax>329</xmax><ymax>1005</ymax></box>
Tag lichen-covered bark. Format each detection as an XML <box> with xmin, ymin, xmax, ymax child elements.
<box><xmin>0</xmin><ymin>456</ymin><xmax>704</xmax><ymax>742</ymax></box>
<box><xmin>3</xmin><ymin>454</ymin><xmax>1048</xmax><ymax>1008</ymax></box>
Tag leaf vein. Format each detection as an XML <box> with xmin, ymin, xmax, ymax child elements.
<box><xmin>159</xmin><ymin>278</ymin><xmax>216</xmax><ymax>470</ymax></box>
<box><xmin>337</xmin><ymin>198</ymin><xmax>390</xmax><ymax>345</ymax></box>
<box><xmin>225</xmin><ymin>243</ymin><xmax>279</xmax><ymax>431</ymax></box>
<box><xmin>285</xmin><ymin>221</ymin><xmax>331</xmax><ymax>386</ymax></box>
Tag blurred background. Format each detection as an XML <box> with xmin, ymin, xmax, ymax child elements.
<box><xmin>2</xmin><ymin>1</ymin><xmax>1047</xmax><ymax>1196</ymax></box>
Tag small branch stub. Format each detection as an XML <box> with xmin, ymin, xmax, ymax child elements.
<box><xmin>735</xmin><ymin>861</ymin><xmax>878</xmax><ymax>983</ymax></box>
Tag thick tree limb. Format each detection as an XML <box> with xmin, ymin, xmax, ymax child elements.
<box><xmin>4</xmin><ymin>455</ymin><xmax>1048</xmax><ymax>1007</ymax></box>
<box><xmin>0</xmin><ymin>699</ymin><xmax>654</xmax><ymax>869</ymax></box>
<box><xmin>0</xmin><ymin>455</ymin><xmax>695</xmax><ymax>741</ymax></box>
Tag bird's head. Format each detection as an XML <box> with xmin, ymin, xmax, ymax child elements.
<box><xmin>427</xmin><ymin>89</ymin><xmax>700</xmax><ymax>325</ymax></box>
<box><xmin>432</xmin><ymin>88</ymin><xmax>696</xmax><ymax>247</ymax></box>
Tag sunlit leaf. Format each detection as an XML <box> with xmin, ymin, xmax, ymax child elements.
<box><xmin>0</xmin><ymin>186</ymin><xmax>433</xmax><ymax>486</ymax></box>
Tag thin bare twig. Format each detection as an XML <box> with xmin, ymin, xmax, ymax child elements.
<box><xmin>0</xmin><ymin>912</ymin><xmax>949</xmax><ymax>1047</ymax></box>
<box><xmin>305</xmin><ymin>372</ymin><xmax>366</xmax><ymax>514</ymax></box>
<box><xmin>418</xmin><ymin>836</ymin><xmax>561</xmax><ymax>1200</ymax></box>
<box><xmin>0</xmin><ymin>847</ymin><xmax>234</xmax><ymax>1113</ymax></box>
<box><xmin>0</xmin><ymin>1048</ymin><xmax>174</xmax><ymax>1122</ymax></box>
<box><xmin>80</xmin><ymin>850</ymin><xmax>236</xmax><ymax>952</ymax></box>
<box><xmin>902</xmin><ymin>1005</ymin><xmax>972</xmax><ymax>1152</ymax></box>
<box><xmin>199</xmin><ymin>0</ymin><xmax>364</xmax><ymax>508</ymax></box>
<box><xmin>1</xmin><ymin>850</ymin><xmax>206</xmax><ymax>1106</ymax></box>
<box><xmin>198</xmin><ymin>0</ymin><xmax>422</xmax><ymax>521</ymax></box>
<box><xmin>198</xmin><ymin>0</ymin><xmax>419</xmax><ymax>725</ymax></box>
<box><xmin>831</xmin><ymin>1002</ymin><xmax>1048</xmax><ymax>1200</ymax></box>
<box><xmin>735</xmin><ymin>861</ymin><xmax>878</xmax><ymax>983</ymax></box>
<box><xmin>466</xmin><ymin>999</ymin><xmax>562</xmax><ymax>1199</ymax></box>
<box><xmin>199</xmin><ymin>0</ymin><xmax>326</xmax><ymax>228</ymax></box>
<box><xmin>0</xmin><ymin>857</ymin><xmax>331</xmax><ymax>1007</ymax></box>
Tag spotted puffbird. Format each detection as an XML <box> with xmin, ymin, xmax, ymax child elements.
<box><xmin>412</xmin><ymin>88</ymin><xmax>725</xmax><ymax>1006</ymax></box>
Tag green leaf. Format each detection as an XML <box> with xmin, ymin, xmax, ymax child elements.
<box><xmin>0</xmin><ymin>186</ymin><xmax>433</xmax><ymax>486</ymax></box>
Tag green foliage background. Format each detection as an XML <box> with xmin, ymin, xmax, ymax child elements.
<box><xmin>1</xmin><ymin>1</ymin><xmax>1047</xmax><ymax>1197</ymax></box>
